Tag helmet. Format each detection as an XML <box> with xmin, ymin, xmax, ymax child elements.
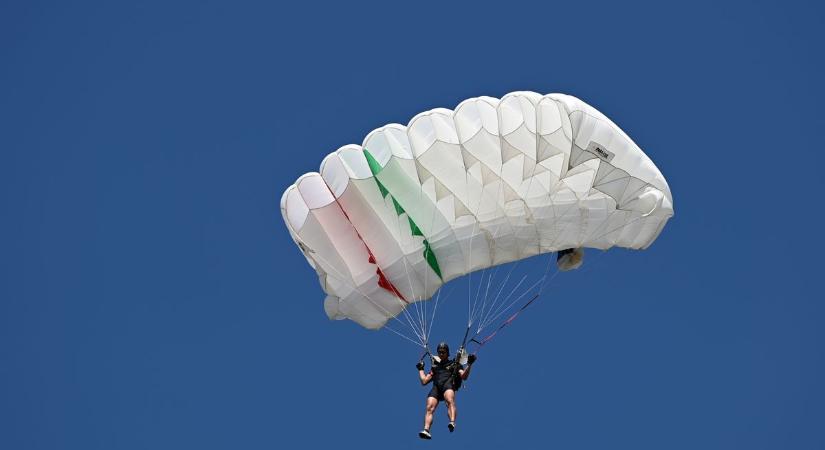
<box><xmin>436</xmin><ymin>342</ymin><xmax>450</xmax><ymax>354</ymax></box>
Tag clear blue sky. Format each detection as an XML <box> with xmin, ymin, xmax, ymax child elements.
<box><xmin>2</xmin><ymin>1</ymin><xmax>824</xmax><ymax>449</ymax></box>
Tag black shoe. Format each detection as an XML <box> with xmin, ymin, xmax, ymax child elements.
<box><xmin>419</xmin><ymin>429</ymin><xmax>432</xmax><ymax>439</ymax></box>
<box><xmin>448</xmin><ymin>422</ymin><xmax>455</xmax><ymax>432</ymax></box>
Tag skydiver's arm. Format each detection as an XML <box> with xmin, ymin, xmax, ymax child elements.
<box><xmin>419</xmin><ymin>369</ymin><xmax>433</xmax><ymax>385</ymax></box>
<box><xmin>460</xmin><ymin>354</ymin><xmax>476</xmax><ymax>380</ymax></box>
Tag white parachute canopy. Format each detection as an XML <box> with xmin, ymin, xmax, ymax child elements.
<box><xmin>280</xmin><ymin>92</ymin><xmax>673</xmax><ymax>332</ymax></box>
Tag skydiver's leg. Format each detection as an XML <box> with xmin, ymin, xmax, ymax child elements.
<box><xmin>423</xmin><ymin>396</ymin><xmax>439</xmax><ymax>431</ymax></box>
<box><xmin>443</xmin><ymin>389</ymin><xmax>457</xmax><ymax>427</ymax></box>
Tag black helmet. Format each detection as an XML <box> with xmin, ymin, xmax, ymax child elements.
<box><xmin>436</xmin><ymin>342</ymin><xmax>450</xmax><ymax>354</ymax></box>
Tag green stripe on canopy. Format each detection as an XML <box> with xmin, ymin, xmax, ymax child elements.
<box><xmin>363</xmin><ymin>149</ymin><xmax>442</xmax><ymax>280</ymax></box>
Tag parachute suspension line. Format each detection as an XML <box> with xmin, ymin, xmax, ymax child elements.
<box><xmin>476</xmin><ymin>274</ymin><xmax>527</xmax><ymax>335</ymax></box>
<box><xmin>464</xmin><ymin>202</ymin><xmax>504</xmax><ymax>329</ymax></box>
<box><xmin>425</xmin><ymin>285</ymin><xmax>457</xmax><ymax>345</ymax></box>
<box><xmin>477</xmin><ymin>254</ymin><xmax>556</xmax><ymax>334</ymax></box>
<box><xmin>425</xmin><ymin>283</ymin><xmax>448</xmax><ymax>345</ymax></box>
<box><xmin>321</xmin><ymin>175</ymin><xmax>429</xmax><ymax>346</ymax></box>
<box><xmin>402</xmin><ymin>255</ymin><xmax>426</xmax><ymax>339</ymax></box>
<box><xmin>460</xmin><ymin>324</ymin><xmax>472</xmax><ymax>349</ymax></box>
<box><xmin>459</xmin><ymin>137</ymin><xmax>501</xmax><ymax>334</ymax></box>
<box><xmin>470</xmin><ymin>292</ymin><xmax>541</xmax><ymax>350</ymax></box>
<box><xmin>470</xmin><ymin>265</ymin><xmax>489</xmax><ymax>327</ymax></box>
<box><xmin>421</xmin><ymin>187</ymin><xmax>442</xmax><ymax>343</ymax></box>
<box><xmin>454</xmin><ymin>174</ymin><xmax>611</xmax><ymax>343</ymax></box>
<box><xmin>470</xmin><ymin>267</ymin><xmax>495</xmax><ymax>330</ymax></box>
<box><xmin>468</xmin><ymin>262</ymin><xmax>494</xmax><ymax>326</ymax></box>
<box><xmin>461</xmin><ymin>119</ymin><xmax>522</xmax><ymax>332</ymax></box>
<box><xmin>390</xmin><ymin>199</ymin><xmax>421</xmax><ymax>338</ymax></box>
<box><xmin>382</xmin><ymin>212</ymin><xmax>424</xmax><ymax>340</ymax></box>
<box><xmin>376</xmin><ymin>227</ymin><xmax>419</xmax><ymax>338</ymax></box>
<box><xmin>363</xmin><ymin>149</ymin><xmax>449</xmax><ymax>347</ymax></box>
<box><xmin>483</xmin><ymin>250</ymin><xmax>559</xmax><ymax>336</ymax></box>
<box><xmin>460</xmin><ymin>104</ymin><xmax>543</xmax><ymax>337</ymax></box>
<box><xmin>398</xmin><ymin>255</ymin><xmax>427</xmax><ymax>345</ymax></box>
<box><xmin>469</xmin><ymin>106</ymin><xmax>567</xmax><ymax>337</ymax></box>
<box><xmin>467</xmin><ymin>220</ymin><xmax>506</xmax><ymax>328</ymax></box>
<box><xmin>473</xmin><ymin>262</ymin><xmax>503</xmax><ymax>328</ymax></box>
<box><xmin>473</xmin><ymin>259</ymin><xmax>522</xmax><ymax>333</ymax></box>
<box><xmin>379</xmin><ymin>242</ymin><xmax>425</xmax><ymax>344</ymax></box>
<box><xmin>469</xmin><ymin>217</ymin><xmax>506</xmax><ymax>326</ymax></box>
<box><xmin>403</xmin><ymin>255</ymin><xmax>424</xmax><ymax>341</ymax></box>
<box><xmin>471</xmin><ymin>167</ymin><xmax>591</xmax><ymax>337</ymax></box>
<box><xmin>409</xmin><ymin>154</ymin><xmax>428</xmax><ymax>345</ymax></box>
<box><xmin>535</xmin><ymin>252</ymin><xmax>560</xmax><ymax>298</ymax></box>
<box><xmin>462</xmin><ymin>135</ymin><xmax>484</xmax><ymax>331</ymax></box>
<box><xmin>471</xmin><ymin>171</ymin><xmax>577</xmax><ymax>339</ymax></box>
<box><xmin>384</xmin><ymin>323</ymin><xmax>431</xmax><ymax>348</ymax></box>
<box><xmin>418</xmin><ymin>343</ymin><xmax>434</xmax><ymax>365</ymax></box>
<box><xmin>471</xmin><ymin>196</ymin><xmax>567</xmax><ymax>334</ymax></box>
<box><xmin>471</xmin><ymin>210</ymin><xmax>655</xmax><ymax>350</ymax></box>
<box><xmin>304</xmin><ymin>247</ymin><xmax>426</xmax><ymax>346</ymax></box>
<box><xmin>478</xmin><ymin>273</ymin><xmax>535</xmax><ymax>333</ymax></box>
<box><xmin>469</xmin><ymin>166</ymin><xmax>647</xmax><ymax>343</ymax></box>
<box><xmin>470</xmin><ymin>255</ymin><xmax>559</xmax><ymax>349</ymax></box>
<box><xmin>466</xmin><ymin>219</ymin><xmax>477</xmax><ymax>330</ymax></box>
<box><xmin>391</xmin><ymin>162</ymin><xmax>444</xmax><ymax>345</ymax></box>
<box><xmin>468</xmin><ymin>224</ymin><xmax>508</xmax><ymax>325</ymax></box>
<box><xmin>434</xmin><ymin>204</ymin><xmax>645</xmax><ymax>344</ymax></box>
<box><xmin>472</xmin><ymin>184</ymin><xmax>650</xmax><ymax>344</ymax></box>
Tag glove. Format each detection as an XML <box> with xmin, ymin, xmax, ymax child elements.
<box><xmin>416</xmin><ymin>361</ymin><xmax>425</xmax><ymax>371</ymax></box>
<box><xmin>467</xmin><ymin>354</ymin><xmax>477</xmax><ymax>365</ymax></box>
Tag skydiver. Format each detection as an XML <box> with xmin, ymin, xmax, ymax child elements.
<box><xmin>416</xmin><ymin>342</ymin><xmax>476</xmax><ymax>439</ymax></box>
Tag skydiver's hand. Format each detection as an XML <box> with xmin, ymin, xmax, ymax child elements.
<box><xmin>416</xmin><ymin>361</ymin><xmax>425</xmax><ymax>371</ymax></box>
<box><xmin>467</xmin><ymin>354</ymin><xmax>477</xmax><ymax>365</ymax></box>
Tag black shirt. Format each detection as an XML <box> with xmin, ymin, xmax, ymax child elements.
<box><xmin>430</xmin><ymin>357</ymin><xmax>462</xmax><ymax>387</ymax></box>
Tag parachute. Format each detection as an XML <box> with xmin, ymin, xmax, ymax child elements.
<box><xmin>280</xmin><ymin>91</ymin><xmax>673</xmax><ymax>340</ymax></box>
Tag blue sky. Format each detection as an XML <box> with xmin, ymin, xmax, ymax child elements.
<box><xmin>2</xmin><ymin>1</ymin><xmax>824</xmax><ymax>449</ymax></box>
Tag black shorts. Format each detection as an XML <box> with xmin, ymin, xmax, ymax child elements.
<box><xmin>427</xmin><ymin>382</ymin><xmax>455</xmax><ymax>401</ymax></box>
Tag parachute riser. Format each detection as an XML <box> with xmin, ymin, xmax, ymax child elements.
<box><xmin>465</xmin><ymin>292</ymin><xmax>542</xmax><ymax>353</ymax></box>
<box><xmin>419</xmin><ymin>343</ymin><xmax>433</xmax><ymax>365</ymax></box>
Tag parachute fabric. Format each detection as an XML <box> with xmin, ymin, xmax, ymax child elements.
<box><xmin>280</xmin><ymin>91</ymin><xmax>673</xmax><ymax>331</ymax></box>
